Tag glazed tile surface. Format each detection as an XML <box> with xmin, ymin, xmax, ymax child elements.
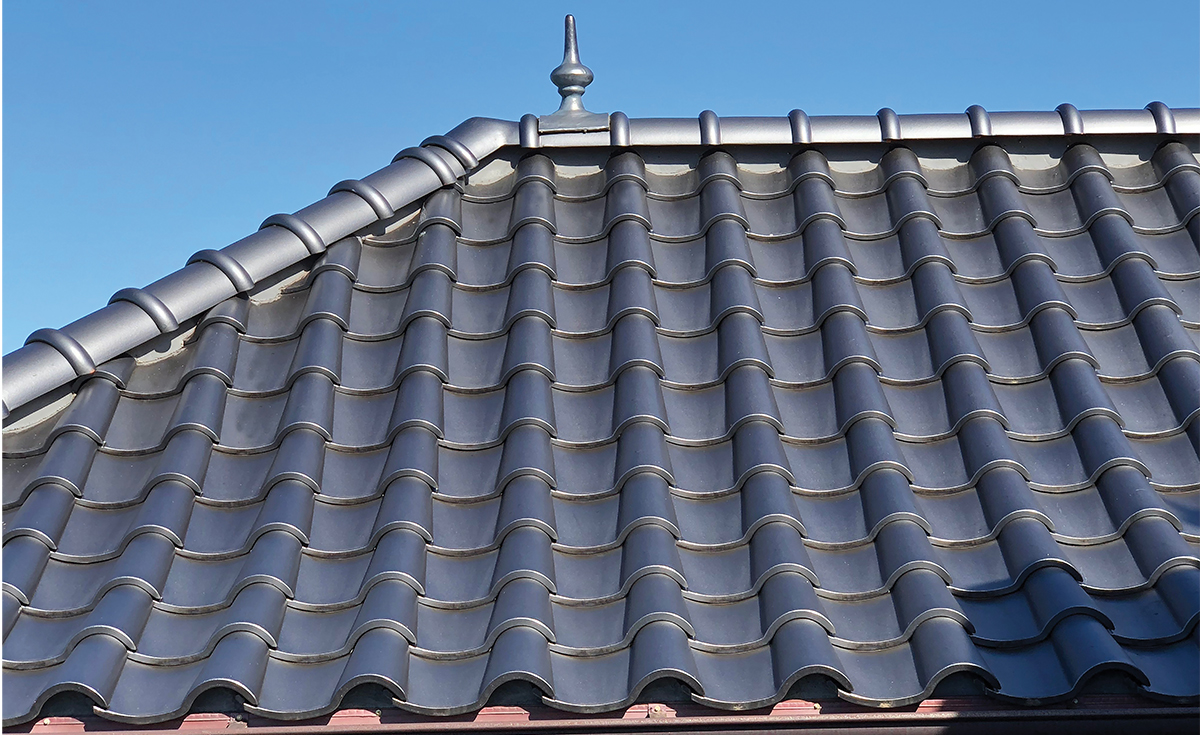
<box><xmin>4</xmin><ymin>138</ymin><xmax>1200</xmax><ymax>725</ymax></box>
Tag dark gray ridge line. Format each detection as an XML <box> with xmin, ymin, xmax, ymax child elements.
<box><xmin>1146</xmin><ymin>101</ymin><xmax>1178</xmax><ymax>134</ymax></box>
<box><xmin>1</xmin><ymin>117</ymin><xmax>506</xmax><ymax>415</ymax></box>
<box><xmin>876</xmin><ymin>108</ymin><xmax>901</xmax><ymax>142</ymax></box>
<box><xmin>23</xmin><ymin>328</ymin><xmax>95</xmax><ymax>376</ymax></box>
<box><xmin>107</xmin><ymin>288</ymin><xmax>179</xmax><ymax>334</ymax></box>
<box><xmin>259</xmin><ymin>213</ymin><xmax>327</xmax><ymax>255</ymax></box>
<box><xmin>421</xmin><ymin>135</ymin><xmax>479</xmax><ymax>170</ymax></box>
<box><xmin>186</xmin><ymin>249</ymin><xmax>255</xmax><ymax>294</ymax></box>
<box><xmin>3</xmin><ymin>107</ymin><xmax>1196</xmax><ymax>417</ymax></box>
<box><xmin>1057</xmin><ymin>103</ymin><xmax>1085</xmax><ymax>136</ymax></box>
<box><xmin>966</xmin><ymin>105</ymin><xmax>992</xmax><ymax>137</ymax></box>
<box><xmin>327</xmin><ymin>179</ymin><xmax>395</xmax><ymax>220</ymax></box>
<box><xmin>392</xmin><ymin>146</ymin><xmax>457</xmax><ymax>187</ymax></box>
<box><xmin>699</xmin><ymin>110</ymin><xmax>721</xmax><ymax>146</ymax></box>
<box><xmin>514</xmin><ymin>104</ymin><xmax>1198</xmax><ymax>148</ymax></box>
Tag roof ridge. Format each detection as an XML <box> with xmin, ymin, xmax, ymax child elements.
<box><xmin>4</xmin><ymin>105</ymin><xmax>1197</xmax><ymax>417</ymax></box>
<box><xmin>2</xmin><ymin>117</ymin><xmax>515</xmax><ymax>418</ymax></box>
<box><xmin>518</xmin><ymin>104</ymin><xmax>1199</xmax><ymax>148</ymax></box>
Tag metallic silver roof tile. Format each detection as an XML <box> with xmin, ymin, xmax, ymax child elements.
<box><xmin>4</xmin><ymin>125</ymin><xmax>1200</xmax><ymax>725</ymax></box>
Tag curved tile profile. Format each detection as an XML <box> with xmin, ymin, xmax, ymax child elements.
<box><xmin>400</xmin><ymin>626</ymin><xmax>555</xmax><ymax>716</ymax></box>
<box><xmin>544</xmin><ymin>621</ymin><xmax>702</xmax><ymax>713</ymax></box>
<box><xmin>834</xmin><ymin>617</ymin><xmax>998</xmax><ymax>707</ymax></box>
<box><xmin>980</xmin><ymin>614</ymin><xmax>1155</xmax><ymax>705</ymax></box>
<box><xmin>94</xmin><ymin>631</ymin><xmax>270</xmax><ymax>724</ymax></box>
<box><xmin>691</xmin><ymin>619</ymin><xmax>851</xmax><ymax>710</ymax></box>
<box><xmin>2</xmin><ymin>632</ymin><xmax>129</xmax><ymax>726</ymax></box>
<box><xmin>963</xmin><ymin>565</ymin><xmax>1200</xmax><ymax>647</ymax></box>
<box><xmin>249</xmin><ymin>627</ymin><xmax>411</xmax><ymax>720</ymax></box>
<box><xmin>4</xmin><ymin>117</ymin><xmax>1200</xmax><ymax>725</ymax></box>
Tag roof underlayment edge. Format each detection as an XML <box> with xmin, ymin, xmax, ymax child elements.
<box><xmin>4</xmin><ymin>105</ymin><xmax>1198</xmax><ymax>416</ymax></box>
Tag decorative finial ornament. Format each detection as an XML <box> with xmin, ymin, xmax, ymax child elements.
<box><xmin>539</xmin><ymin>15</ymin><xmax>609</xmax><ymax>133</ymax></box>
<box><xmin>551</xmin><ymin>15</ymin><xmax>593</xmax><ymax>114</ymax></box>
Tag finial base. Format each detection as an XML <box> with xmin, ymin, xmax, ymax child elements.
<box><xmin>539</xmin><ymin>110</ymin><xmax>610</xmax><ymax>133</ymax></box>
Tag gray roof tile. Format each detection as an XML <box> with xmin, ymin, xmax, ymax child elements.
<box><xmin>3</xmin><ymin>110</ymin><xmax>1200</xmax><ymax>725</ymax></box>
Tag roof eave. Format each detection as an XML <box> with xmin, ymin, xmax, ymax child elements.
<box><xmin>13</xmin><ymin>698</ymin><xmax>1200</xmax><ymax>735</ymax></box>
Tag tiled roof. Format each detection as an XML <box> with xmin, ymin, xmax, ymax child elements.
<box><xmin>5</xmin><ymin>118</ymin><xmax>1199</xmax><ymax>724</ymax></box>
<box><xmin>4</xmin><ymin>23</ymin><xmax>1200</xmax><ymax>720</ymax></box>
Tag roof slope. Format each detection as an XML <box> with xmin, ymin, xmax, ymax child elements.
<box><xmin>3</xmin><ymin>110</ymin><xmax>1200</xmax><ymax>725</ymax></box>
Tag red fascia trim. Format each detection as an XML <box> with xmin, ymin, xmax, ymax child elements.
<box><xmin>11</xmin><ymin>698</ymin><xmax>1200</xmax><ymax>735</ymax></box>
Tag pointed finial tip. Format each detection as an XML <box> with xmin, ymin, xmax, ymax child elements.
<box><xmin>551</xmin><ymin>13</ymin><xmax>593</xmax><ymax>112</ymax></box>
<box><xmin>562</xmin><ymin>15</ymin><xmax>579</xmax><ymax>63</ymax></box>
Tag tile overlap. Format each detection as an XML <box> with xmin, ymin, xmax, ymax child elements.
<box><xmin>3</xmin><ymin>137</ymin><xmax>1199</xmax><ymax>724</ymax></box>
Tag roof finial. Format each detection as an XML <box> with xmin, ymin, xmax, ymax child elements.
<box><xmin>551</xmin><ymin>15</ymin><xmax>593</xmax><ymax>114</ymax></box>
<box><xmin>539</xmin><ymin>15</ymin><xmax>608</xmax><ymax>133</ymax></box>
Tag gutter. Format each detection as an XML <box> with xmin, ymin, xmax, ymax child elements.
<box><xmin>3</xmin><ymin>104</ymin><xmax>1197</xmax><ymax>417</ymax></box>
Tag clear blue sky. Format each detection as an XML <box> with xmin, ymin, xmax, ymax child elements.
<box><xmin>4</xmin><ymin>0</ymin><xmax>1198</xmax><ymax>354</ymax></box>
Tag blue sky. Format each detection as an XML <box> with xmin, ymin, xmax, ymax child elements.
<box><xmin>4</xmin><ymin>0</ymin><xmax>1198</xmax><ymax>354</ymax></box>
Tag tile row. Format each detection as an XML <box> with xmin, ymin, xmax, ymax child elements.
<box><xmin>7</xmin><ymin>444</ymin><xmax>1195</xmax><ymax>559</ymax></box>
<box><xmin>358</xmin><ymin>208</ymin><xmax>1199</xmax><ymax>291</ymax></box>
<box><xmin>5</xmin><ymin>385</ymin><xmax>1196</xmax><ymax>500</ymax></box>
<box><xmin>5</xmin><ymin>139</ymin><xmax>1197</xmax><ymax>726</ymax></box>
<box><xmin>436</xmin><ymin>145</ymin><xmax>1198</xmax><ymax>247</ymax></box>
<box><xmin>240</xmin><ymin>250</ymin><xmax>1199</xmax><ymax>341</ymax></box>
<box><xmin>6</xmin><ymin>558</ymin><xmax>1198</xmax><ymax>671</ymax></box>
<box><xmin>6</xmin><ymin>493</ymin><xmax>1197</xmax><ymax>617</ymax></box>
<box><xmin>4</xmin><ymin>599</ymin><xmax>1197</xmax><ymax>724</ymax></box>
<box><xmin>458</xmin><ymin>141</ymin><xmax>1199</xmax><ymax>204</ymax></box>
<box><xmin>34</xmin><ymin>303</ymin><xmax>1199</xmax><ymax>405</ymax></box>
<box><xmin>4</xmin><ymin>310</ymin><xmax>1196</xmax><ymax>460</ymax></box>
